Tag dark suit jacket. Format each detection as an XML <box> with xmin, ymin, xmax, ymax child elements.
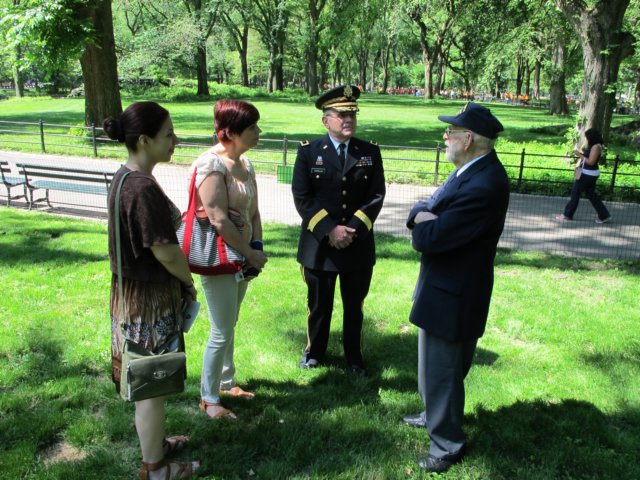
<box><xmin>292</xmin><ymin>134</ymin><xmax>385</xmax><ymax>272</ymax></box>
<box><xmin>407</xmin><ymin>150</ymin><xmax>509</xmax><ymax>342</ymax></box>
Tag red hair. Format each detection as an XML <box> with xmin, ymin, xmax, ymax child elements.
<box><xmin>214</xmin><ymin>100</ymin><xmax>260</xmax><ymax>143</ymax></box>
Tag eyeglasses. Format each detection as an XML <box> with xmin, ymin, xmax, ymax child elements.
<box><xmin>444</xmin><ymin>127</ymin><xmax>470</xmax><ymax>136</ymax></box>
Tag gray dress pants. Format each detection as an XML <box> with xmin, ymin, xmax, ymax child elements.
<box><xmin>418</xmin><ymin>329</ymin><xmax>478</xmax><ymax>458</ymax></box>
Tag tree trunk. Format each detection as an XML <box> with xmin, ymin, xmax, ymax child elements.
<box><xmin>549</xmin><ymin>39</ymin><xmax>568</xmax><ymax>115</ymax></box>
<box><xmin>533</xmin><ymin>59</ymin><xmax>541</xmax><ymax>100</ymax></box>
<box><xmin>239</xmin><ymin>24</ymin><xmax>249</xmax><ymax>87</ymax></box>
<box><xmin>307</xmin><ymin>42</ymin><xmax>319</xmax><ymax>95</ymax></box>
<box><xmin>634</xmin><ymin>71</ymin><xmax>640</xmax><ymax>109</ymax></box>
<box><xmin>274</xmin><ymin>42</ymin><xmax>284</xmax><ymax>91</ymax></box>
<box><xmin>195</xmin><ymin>43</ymin><xmax>209</xmax><ymax>95</ymax></box>
<box><xmin>515</xmin><ymin>56</ymin><xmax>525</xmax><ymax>96</ymax></box>
<box><xmin>556</xmin><ymin>0</ymin><xmax>634</xmax><ymax>142</ymax></box>
<box><xmin>12</xmin><ymin>45</ymin><xmax>24</xmax><ymax>98</ymax></box>
<box><xmin>79</xmin><ymin>0</ymin><xmax>122</xmax><ymax>126</ymax></box>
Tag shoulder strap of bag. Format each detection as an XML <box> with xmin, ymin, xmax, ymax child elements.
<box><xmin>114</xmin><ymin>170</ymin><xmax>133</xmax><ymax>331</ymax></box>
<box><xmin>180</xmin><ymin>169</ymin><xmax>198</xmax><ymax>259</ymax></box>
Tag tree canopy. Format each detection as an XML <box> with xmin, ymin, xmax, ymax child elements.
<box><xmin>1</xmin><ymin>0</ymin><xmax>638</xmax><ymax>135</ymax></box>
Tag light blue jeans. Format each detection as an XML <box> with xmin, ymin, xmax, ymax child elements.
<box><xmin>200</xmin><ymin>274</ymin><xmax>248</xmax><ymax>404</ymax></box>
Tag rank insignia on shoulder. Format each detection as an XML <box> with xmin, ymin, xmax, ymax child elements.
<box><xmin>369</xmin><ymin>140</ymin><xmax>378</xmax><ymax>146</ymax></box>
<box><xmin>300</xmin><ymin>140</ymin><xmax>310</xmax><ymax>146</ymax></box>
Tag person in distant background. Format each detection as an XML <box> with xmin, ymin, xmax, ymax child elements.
<box><xmin>556</xmin><ymin>127</ymin><xmax>611</xmax><ymax>224</ymax></box>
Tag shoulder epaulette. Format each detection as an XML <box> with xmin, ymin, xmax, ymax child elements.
<box><xmin>369</xmin><ymin>140</ymin><xmax>378</xmax><ymax>146</ymax></box>
<box><xmin>300</xmin><ymin>140</ymin><xmax>309</xmax><ymax>146</ymax></box>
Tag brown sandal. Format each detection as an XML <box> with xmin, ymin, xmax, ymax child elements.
<box><xmin>139</xmin><ymin>458</ymin><xmax>199</xmax><ymax>480</ymax></box>
<box><xmin>219</xmin><ymin>386</ymin><xmax>255</xmax><ymax>399</ymax></box>
<box><xmin>163</xmin><ymin>435</ymin><xmax>188</xmax><ymax>457</ymax></box>
<box><xmin>199</xmin><ymin>399</ymin><xmax>237</xmax><ymax>420</ymax></box>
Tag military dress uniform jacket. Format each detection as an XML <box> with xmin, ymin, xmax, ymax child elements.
<box><xmin>407</xmin><ymin>150</ymin><xmax>509</xmax><ymax>342</ymax></box>
<box><xmin>292</xmin><ymin>134</ymin><xmax>385</xmax><ymax>272</ymax></box>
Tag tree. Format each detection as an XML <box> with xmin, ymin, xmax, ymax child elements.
<box><xmin>555</xmin><ymin>0</ymin><xmax>635</xmax><ymax>141</ymax></box>
<box><xmin>2</xmin><ymin>0</ymin><xmax>122</xmax><ymax>125</ymax></box>
<box><xmin>80</xmin><ymin>0</ymin><xmax>122</xmax><ymax>125</ymax></box>
<box><xmin>222</xmin><ymin>0</ymin><xmax>252</xmax><ymax>87</ymax></box>
<box><xmin>183</xmin><ymin>0</ymin><xmax>221</xmax><ymax>95</ymax></box>
<box><xmin>406</xmin><ymin>0</ymin><xmax>456</xmax><ymax>99</ymax></box>
<box><xmin>252</xmin><ymin>0</ymin><xmax>290</xmax><ymax>92</ymax></box>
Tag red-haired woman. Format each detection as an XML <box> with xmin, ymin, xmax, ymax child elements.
<box><xmin>189</xmin><ymin>100</ymin><xmax>268</xmax><ymax>420</ymax></box>
<box><xmin>104</xmin><ymin>102</ymin><xmax>199</xmax><ymax>479</ymax></box>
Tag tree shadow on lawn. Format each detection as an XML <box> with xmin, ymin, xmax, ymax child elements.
<box><xmin>0</xmin><ymin>221</ymin><xmax>107</xmax><ymax>266</ymax></box>
<box><xmin>467</xmin><ymin>399</ymin><xmax>640</xmax><ymax>479</ymax></box>
<box><xmin>0</xmin><ymin>327</ymin><xmax>107</xmax><ymax>452</ymax></box>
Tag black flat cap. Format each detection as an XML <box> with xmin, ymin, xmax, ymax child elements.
<box><xmin>315</xmin><ymin>85</ymin><xmax>360</xmax><ymax>112</ymax></box>
<box><xmin>438</xmin><ymin>102</ymin><xmax>504</xmax><ymax>139</ymax></box>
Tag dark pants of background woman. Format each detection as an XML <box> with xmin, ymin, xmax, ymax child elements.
<box><xmin>563</xmin><ymin>175</ymin><xmax>610</xmax><ymax>221</ymax></box>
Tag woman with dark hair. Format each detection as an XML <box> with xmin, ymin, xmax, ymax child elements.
<box><xmin>556</xmin><ymin>127</ymin><xmax>611</xmax><ymax>223</ymax></box>
<box><xmin>189</xmin><ymin>99</ymin><xmax>268</xmax><ymax>420</ymax></box>
<box><xmin>105</xmin><ymin>101</ymin><xmax>200</xmax><ymax>479</ymax></box>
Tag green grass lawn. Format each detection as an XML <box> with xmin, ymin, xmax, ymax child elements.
<box><xmin>1</xmin><ymin>208</ymin><xmax>639</xmax><ymax>479</ymax></box>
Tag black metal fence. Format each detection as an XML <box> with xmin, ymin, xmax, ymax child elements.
<box><xmin>1</xmin><ymin>119</ymin><xmax>639</xmax><ymax>202</ymax></box>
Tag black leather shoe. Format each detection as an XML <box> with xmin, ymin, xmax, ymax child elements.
<box><xmin>417</xmin><ymin>446</ymin><xmax>466</xmax><ymax>473</ymax></box>
<box><xmin>348</xmin><ymin>364</ymin><xmax>367</xmax><ymax>376</ymax></box>
<box><xmin>299</xmin><ymin>358</ymin><xmax>320</xmax><ymax>369</ymax></box>
<box><xmin>402</xmin><ymin>412</ymin><xmax>427</xmax><ymax>428</ymax></box>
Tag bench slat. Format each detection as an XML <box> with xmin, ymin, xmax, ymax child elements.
<box><xmin>30</xmin><ymin>179</ymin><xmax>109</xmax><ymax>196</ymax></box>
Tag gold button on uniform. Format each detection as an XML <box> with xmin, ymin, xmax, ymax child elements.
<box><xmin>342</xmin><ymin>176</ymin><xmax>347</xmax><ymax>181</ymax></box>
<box><xmin>342</xmin><ymin>190</ymin><xmax>347</xmax><ymax>195</ymax></box>
<box><xmin>342</xmin><ymin>204</ymin><xmax>347</xmax><ymax>209</ymax></box>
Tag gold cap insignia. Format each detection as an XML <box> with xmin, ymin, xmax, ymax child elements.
<box><xmin>344</xmin><ymin>85</ymin><xmax>353</xmax><ymax>98</ymax></box>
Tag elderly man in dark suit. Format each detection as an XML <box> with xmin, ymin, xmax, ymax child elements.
<box><xmin>404</xmin><ymin>103</ymin><xmax>509</xmax><ymax>473</ymax></box>
<box><xmin>292</xmin><ymin>85</ymin><xmax>385</xmax><ymax>374</ymax></box>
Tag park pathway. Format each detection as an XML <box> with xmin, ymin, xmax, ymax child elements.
<box><xmin>2</xmin><ymin>150</ymin><xmax>639</xmax><ymax>260</ymax></box>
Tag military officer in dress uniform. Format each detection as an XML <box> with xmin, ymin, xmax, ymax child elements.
<box><xmin>292</xmin><ymin>85</ymin><xmax>386</xmax><ymax>374</ymax></box>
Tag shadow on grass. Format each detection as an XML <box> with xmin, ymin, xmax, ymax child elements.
<box><xmin>2</xmin><ymin>317</ymin><xmax>637</xmax><ymax>478</ymax></box>
<box><xmin>0</xmin><ymin>216</ymin><xmax>107</xmax><ymax>266</ymax></box>
<box><xmin>468</xmin><ymin>399</ymin><xmax>640</xmax><ymax>479</ymax></box>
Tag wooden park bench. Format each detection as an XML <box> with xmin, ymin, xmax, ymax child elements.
<box><xmin>16</xmin><ymin>162</ymin><xmax>115</xmax><ymax>210</ymax></box>
<box><xmin>1</xmin><ymin>160</ymin><xmax>27</xmax><ymax>207</ymax></box>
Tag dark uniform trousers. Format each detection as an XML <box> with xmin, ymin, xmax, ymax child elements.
<box><xmin>302</xmin><ymin>265</ymin><xmax>373</xmax><ymax>367</ymax></box>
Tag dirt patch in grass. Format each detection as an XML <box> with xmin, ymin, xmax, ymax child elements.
<box><xmin>40</xmin><ymin>440</ymin><xmax>85</xmax><ymax>466</ymax></box>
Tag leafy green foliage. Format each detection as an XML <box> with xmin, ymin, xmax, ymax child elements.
<box><xmin>1</xmin><ymin>0</ymin><xmax>93</xmax><ymax>74</ymax></box>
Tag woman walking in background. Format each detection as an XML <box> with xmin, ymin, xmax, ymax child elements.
<box><xmin>105</xmin><ymin>102</ymin><xmax>200</xmax><ymax>479</ymax></box>
<box><xmin>556</xmin><ymin>127</ymin><xmax>611</xmax><ymax>224</ymax></box>
<box><xmin>190</xmin><ymin>99</ymin><xmax>267</xmax><ymax>420</ymax></box>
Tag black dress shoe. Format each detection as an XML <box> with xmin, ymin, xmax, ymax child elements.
<box><xmin>348</xmin><ymin>364</ymin><xmax>367</xmax><ymax>376</ymax></box>
<box><xmin>402</xmin><ymin>412</ymin><xmax>427</xmax><ymax>428</ymax></box>
<box><xmin>299</xmin><ymin>358</ymin><xmax>320</xmax><ymax>369</ymax></box>
<box><xmin>417</xmin><ymin>446</ymin><xmax>466</xmax><ymax>473</ymax></box>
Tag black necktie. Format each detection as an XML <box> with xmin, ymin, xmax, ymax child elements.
<box><xmin>338</xmin><ymin>143</ymin><xmax>346</xmax><ymax>167</ymax></box>
<box><xmin>426</xmin><ymin>169</ymin><xmax>457</xmax><ymax>210</ymax></box>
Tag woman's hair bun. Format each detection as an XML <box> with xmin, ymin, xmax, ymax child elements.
<box><xmin>103</xmin><ymin>117</ymin><xmax>126</xmax><ymax>143</ymax></box>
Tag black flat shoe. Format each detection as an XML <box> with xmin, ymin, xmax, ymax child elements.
<box><xmin>418</xmin><ymin>445</ymin><xmax>466</xmax><ymax>473</ymax></box>
<box><xmin>402</xmin><ymin>412</ymin><xmax>427</xmax><ymax>428</ymax></box>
